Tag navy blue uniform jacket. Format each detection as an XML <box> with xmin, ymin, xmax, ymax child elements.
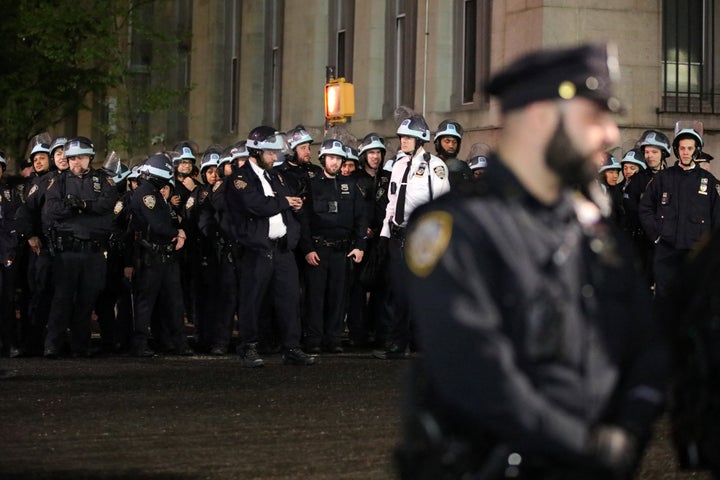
<box><xmin>224</xmin><ymin>162</ymin><xmax>300</xmax><ymax>252</ymax></box>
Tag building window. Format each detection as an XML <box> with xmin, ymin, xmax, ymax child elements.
<box><xmin>224</xmin><ymin>0</ymin><xmax>242</xmax><ymax>133</ymax></box>
<box><xmin>662</xmin><ymin>0</ymin><xmax>718</xmax><ymax>113</ymax></box>
<box><xmin>329</xmin><ymin>0</ymin><xmax>355</xmax><ymax>80</ymax></box>
<box><xmin>453</xmin><ymin>0</ymin><xmax>492</xmax><ymax>108</ymax></box>
<box><xmin>264</xmin><ymin>0</ymin><xmax>284</xmax><ymax>127</ymax></box>
<box><xmin>385</xmin><ymin>0</ymin><xmax>417</xmax><ymax>113</ymax></box>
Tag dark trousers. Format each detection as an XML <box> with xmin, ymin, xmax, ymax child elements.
<box><xmin>94</xmin><ymin>243</ymin><xmax>130</xmax><ymax>349</ymax></box>
<box><xmin>132</xmin><ymin>258</ymin><xmax>187</xmax><ymax>352</ymax></box>
<box><xmin>304</xmin><ymin>245</ymin><xmax>349</xmax><ymax>348</ymax></box>
<box><xmin>209</xmin><ymin>252</ymin><xmax>241</xmax><ymax>349</ymax></box>
<box><xmin>178</xmin><ymin>243</ymin><xmax>200</xmax><ymax>326</ymax></box>
<box><xmin>346</xmin><ymin>241</ymin><xmax>386</xmax><ymax>346</ymax></box>
<box><xmin>653</xmin><ymin>242</ymin><xmax>689</xmax><ymax>302</ymax></box>
<box><xmin>26</xmin><ymin>248</ymin><xmax>54</xmax><ymax>353</ymax></box>
<box><xmin>382</xmin><ymin>237</ymin><xmax>411</xmax><ymax>349</ymax></box>
<box><xmin>237</xmin><ymin>247</ymin><xmax>301</xmax><ymax>349</ymax></box>
<box><xmin>0</xmin><ymin>260</ymin><xmax>18</xmax><ymax>352</ymax></box>
<box><xmin>45</xmin><ymin>251</ymin><xmax>106</xmax><ymax>354</ymax></box>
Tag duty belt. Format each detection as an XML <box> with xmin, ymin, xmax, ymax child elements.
<box><xmin>138</xmin><ymin>239</ymin><xmax>175</xmax><ymax>254</ymax></box>
<box><xmin>55</xmin><ymin>235</ymin><xmax>108</xmax><ymax>254</ymax></box>
<box><xmin>313</xmin><ymin>237</ymin><xmax>350</xmax><ymax>249</ymax></box>
<box><xmin>268</xmin><ymin>235</ymin><xmax>288</xmax><ymax>251</ymax></box>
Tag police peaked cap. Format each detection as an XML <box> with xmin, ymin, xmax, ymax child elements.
<box><xmin>485</xmin><ymin>43</ymin><xmax>623</xmax><ymax>113</ymax></box>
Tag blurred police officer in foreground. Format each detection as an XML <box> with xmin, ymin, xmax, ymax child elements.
<box><xmin>225</xmin><ymin>126</ymin><xmax>316</xmax><ymax>367</ymax></box>
<box><xmin>639</xmin><ymin>125</ymin><xmax>720</xmax><ymax>304</ymax></box>
<box><xmin>129</xmin><ymin>153</ymin><xmax>192</xmax><ymax>357</ymax></box>
<box><xmin>396</xmin><ymin>44</ymin><xmax>668</xmax><ymax>480</ymax></box>
<box><xmin>43</xmin><ymin>137</ymin><xmax>118</xmax><ymax>357</ymax></box>
<box><xmin>661</xmin><ymin>231</ymin><xmax>720</xmax><ymax>479</ymax></box>
<box><xmin>300</xmin><ymin>139</ymin><xmax>366</xmax><ymax>353</ymax></box>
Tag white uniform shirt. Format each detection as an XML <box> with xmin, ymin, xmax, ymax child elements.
<box><xmin>250</xmin><ymin>160</ymin><xmax>288</xmax><ymax>239</ymax></box>
<box><xmin>380</xmin><ymin>146</ymin><xmax>450</xmax><ymax>237</ymax></box>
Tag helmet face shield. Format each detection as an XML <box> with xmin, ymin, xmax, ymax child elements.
<box><xmin>288</xmin><ymin>126</ymin><xmax>313</xmax><ymax>150</ymax></box>
<box><xmin>319</xmin><ymin>139</ymin><xmax>347</xmax><ymax>159</ymax></box>
<box><xmin>434</xmin><ymin>120</ymin><xmax>463</xmax><ymax>141</ymax></box>
<box><xmin>247</xmin><ymin>132</ymin><xmax>284</xmax><ymax>152</ymax></box>
<box><xmin>359</xmin><ymin>134</ymin><xmax>386</xmax><ymax>155</ymax></box>
<box><xmin>467</xmin><ymin>155</ymin><xmax>488</xmax><ymax>170</ymax></box>
<box><xmin>396</xmin><ymin>115</ymin><xmax>430</xmax><ymax>142</ymax></box>
<box><xmin>64</xmin><ymin>137</ymin><xmax>95</xmax><ymax>158</ymax></box>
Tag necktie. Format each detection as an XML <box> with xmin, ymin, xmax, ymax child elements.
<box><xmin>264</xmin><ymin>171</ymin><xmax>275</xmax><ymax>192</ymax></box>
<box><xmin>394</xmin><ymin>160</ymin><xmax>412</xmax><ymax>225</ymax></box>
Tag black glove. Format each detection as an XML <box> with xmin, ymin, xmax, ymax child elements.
<box><xmin>377</xmin><ymin>236</ymin><xmax>389</xmax><ymax>260</ymax></box>
<box><xmin>64</xmin><ymin>194</ymin><xmax>86</xmax><ymax>210</ymax></box>
<box><xmin>586</xmin><ymin>425</ymin><xmax>637</xmax><ymax>476</ymax></box>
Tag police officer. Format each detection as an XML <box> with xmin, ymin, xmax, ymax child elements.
<box><xmin>14</xmin><ymin>136</ymin><xmax>57</xmax><ymax>355</ymax></box>
<box><xmin>467</xmin><ymin>154</ymin><xmax>488</xmax><ymax>179</ymax></box>
<box><xmin>276</xmin><ymin>125</ymin><xmax>322</xmax><ymax>198</ymax></box>
<box><xmin>639</xmin><ymin>126</ymin><xmax>720</xmax><ymax>303</ymax></box>
<box><xmin>172</xmin><ymin>141</ymin><xmax>200</xmax><ymax>330</ymax></box>
<box><xmin>94</xmin><ymin>152</ymin><xmax>133</xmax><ymax>352</ymax></box>
<box><xmin>225</xmin><ymin>126</ymin><xmax>316</xmax><ymax>367</ymax></box>
<box><xmin>617</xmin><ymin>149</ymin><xmax>653</xmax><ymax>284</ymax></box>
<box><xmin>346</xmin><ymin>133</ymin><xmax>391</xmax><ymax>348</ymax></box>
<box><xmin>396</xmin><ymin>43</ymin><xmax>668</xmax><ymax>480</ymax></box>
<box><xmin>300</xmin><ymin>139</ymin><xmax>366</xmax><ymax>353</ymax></box>
<box><xmin>42</xmin><ymin>137</ymin><xmax>119</xmax><ymax>357</ymax></box>
<box><xmin>340</xmin><ymin>145</ymin><xmax>360</xmax><ymax>177</ymax></box>
<box><xmin>50</xmin><ymin>136</ymin><xmax>68</xmax><ymax>173</ymax></box>
<box><xmin>0</xmin><ymin>152</ymin><xmax>25</xmax><ymax>357</ymax></box>
<box><xmin>129</xmin><ymin>153</ymin><xmax>193</xmax><ymax>357</ymax></box>
<box><xmin>375</xmin><ymin>114</ymin><xmax>450</xmax><ymax>359</ymax></box>
<box><xmin>186</xmin><ymin>146</ymin><xmax>223</xmax><ymax>353</ymax></box>
<box><xmin>208</xmin><ymin>142</ymin><xmax>249</xmax><ymax>355</ymax></box>
<box><xmin>638</xmin><ymin>129</ymin><xmax>671</xmax><ymax>176</ymax></box>
<box><xmin>597</xmin><ymin>152</ymin><xmax>623</xmax><ymax>222</ymax></box>
<box><xmin>434</xmin><ymin>119</ymin><xmax>472</xmax><ymax>187</ymax></box>
<box><xmin>660</xmin><ymin>229</ymin><xmax>720</xmax><ymax>478</ymax></box>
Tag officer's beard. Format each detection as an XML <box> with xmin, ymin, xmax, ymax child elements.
<box><xmin>544</xmin><ymin>114</ymin><xmax>596</xmax><ymax>188</ymax></box>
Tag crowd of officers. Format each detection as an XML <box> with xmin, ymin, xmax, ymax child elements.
<box><xmin>0</xmin><ymin>116</ymin><xmax>488</xmax><ymax>367</ymax></box>
<box><xmin>596</xmin><ymin>125</ymin><xmax>720</xmax><ymax>304</ymax></box>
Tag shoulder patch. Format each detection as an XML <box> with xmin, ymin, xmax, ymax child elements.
<box><xmin>213</xmin><ymin>180</ymin><xmax>223</xmax><ymax>193</ymax></box>
<box><xmin>113</xmin><ymin>200</ymin><xmax>124</xmax><ymax>215</ymax></box>
<box><xmin>28</xmin><ymin>184</ymin><xmax>38</xmax><ymax>197</ymax></box>
<box><xmin>234</xmin><ymin>179</ymin><xmax>247</xmax><ymax>190</ymax></box>
<box><xmin>142</xmin><ymin>194</ymin><xmax>157</xmax><ymax>209</ymax></box>
<box><xmin>405</xmin><ymin>210</ymin><xmax>453</xmax><ymax>277</ymax></box>
<box><xmin>47</xmin><ymin>178</ymin><xmax>56</xmax><ymax>190</ymax></box>
<box><xmin>716</xmin><ymin>184</ymin><xmax>720</xmax><ymax>197</ymax></box>
<box><xmin>433</xmin><ymin>165</ymin><xmax>447</xmax><ymax>180</ymax></box>
<box><xmin>200</xmin><ymin>190</ymin><xmax>209</xmax><ymax>203</ymax></box>
<box><xmin>107</xmin><ymin>177</ymin><xmax>116</xmax><ymax>187</ymax></box>
<box><xmin>186</xmin><ymin>196</ymin><xmax>195</xmax><ymax>209</ymax></box>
